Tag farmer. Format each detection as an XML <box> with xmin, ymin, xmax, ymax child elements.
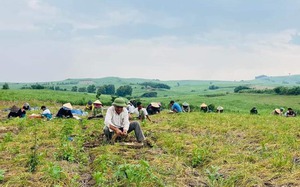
<box><xmin>200</xmin><ymin>103</ymin><xmax>209</xmax><ymax>112</ymax></box>
<box><xmin>8</xmin><ymin>105</ymin><xmax>26</xmax><ymax>118</ymax></box>
<box><xmin>85</xmin><ymin>100</ymin><xmax>93</xmax><ymax>111</ymax></box>
<box><xmin>216</xmin><ymin>106</ymin><xmax>224</xmax><ymax>113</ymax></box>
<box><xmin>41</xmin><ymin>106</ymin><xmax>52</xmax><ymax>120</ymax></box>
<box><xmin>103</xmin><ymin>98</ymin><xmax>146</xmax><ymax>144</ymax></box>
<box><xmin>127</xmin><ymin>101</ymin><xmax>136</xmax><ymax>114</ymax></box>
<box><xmin>29</xmin><ymin>105</ymin><xmax>52</xmax><ymax>119</ymax></box>
<box><xmin>285</xmin><ymin>108</ymin><xmax>296</xmax><ymax>117</ymax></box>
<box><xmin>181</xmin><ymin>102</ymin><xmax>190</xmax><ymax>112</ymax></box>
<box><xmin>131</xmin><ymin>102</ymin><xmax>152</xmax><ymax>122</ymax></box>
<box><xmin>272</xmin><ymin>108</ymin><xmax>283</xmax><ymax>116</ymax></box>
<box><xmin>250</xmin><ymin>107</ymin><xmax>258</xmax><ymax>114</ymax></box>
<box><xmin>88</xmin><ymin>100</ymin><xmax>103</xmax><ymax>119</ymax></box>
<box><xmin>23</xmin><ymin>103</ymin><xmax>31</xmax><ymax>110</ymax></box>
<box><xmin>146</xmin><ymin>102</ymin><xmax>161</xmax><ymax>115</ymax></box>
<box><xmin>170</xmin><ymin>100</ymin><xmax>182</xmax><ymax>113</ymax></box>
<box><xmin>56</xmin><ymin>103</ymin><xmax>73</xmax><ymax>118</ymax></box>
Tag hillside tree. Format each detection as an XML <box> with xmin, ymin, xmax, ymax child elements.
<box><xmin>78</xmin><ymin>87</ymin><xmax>87</xmax><ymax>92</ymax></box>
<box><xmin>87</xmin><ymin>84</ymin><xmax>96</xmax><ymax>93</ymax></box>
<box><xmin>97</xmin><ymin>84</ymin><xmax>115</xmax><ymax>95</ymax></box>
<box><xmin>116</xmin><ymin>85</ymin><xmax>132</xmax><ymax>97</ymax></box>
<box><xmin>71</xmin><ymin>86</ymin><xmax>78</xmax><ymax>92</ymax></box>
<box><xmin>140</xmin><ymin>92</ymin><xmax>157</xmax><ymax>97</ymax></box>
<box><xmin>2</xmin><ymin>83</ymin><xmax>9</xmax><ymax>90</ymax></box>
<box><xmin>105</xmin><ymin>84</ymin><xmax>115</xmax><ymax>95</ymax></box>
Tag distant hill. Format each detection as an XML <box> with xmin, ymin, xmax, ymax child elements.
<box><xmin>1</xmin><ymin>75</ymin><xmax>300</xmax><ymax>95</ymax></box>
<box><xmin>252</xmin><ymin>74</ymin><xmax>300</xmax><ymax>85</ymax></box>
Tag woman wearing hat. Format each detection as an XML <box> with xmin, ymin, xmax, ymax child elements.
<box><xmin>104</xmin><ymin>98</ymin><xmax>146</xmax><ymax>144</ymax></box>
<box><xmin>8</xmin><ymin>105</ymin><xmax>26</xmax><ymax>118</ymax></box>
<box><xmin>272</xmin><ymin>108</ymin><xmax>283</xmax><ymax>116</ymax></box>
<box><xmin>216</xmin><ymin>106</ymin><xmax>224</xmax><ymax>113</ymax></box>
<box><xmin>181</xmin><ymin>102</ymin><xmax>190</xmax><ymax>113</ymax></box>
<box><xmin>88</xmin><ymin>100</ymin><xmax>103</xmax><ymax>119</ymax></box>
<box><xmin>56</xmin><ymin>103</ymin><xmax>73</xmax><ymax>118</ymax></box>
<box><xmin>146</xmin><ymin>102</ymin><xmax>161</xmax><ymax>115</ymax></box>
<box><xmin>200</xmin><ymin>103</ymin><xmax>209</xmax><ymax>112</ymax></box>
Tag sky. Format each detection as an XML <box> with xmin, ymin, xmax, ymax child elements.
<box><xmin>1</xmin><ymin>0</ymin><xmax>300</xmax><ymax>82</ymax></box>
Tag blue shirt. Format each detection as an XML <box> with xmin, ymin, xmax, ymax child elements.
<box><xmin>172</xmin><ymin>103</ymin><xmax>182</xmax><ymax>113</ymax></box>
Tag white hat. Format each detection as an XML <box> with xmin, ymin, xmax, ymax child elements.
<box><xmin>275</xmin><ymin>108</ymin><xmax>281</xmax><ymax>114</ymax></box>
<box><xmin>182</xmin><ymin>102</ymin><xmax>189</xmax><ymax>106</ymax></box>
<box><xmin>93</xmin><ymin>100</ymin><xmax>102</xmax><ymax>105</ymax></box>
<box><xmin>200</xmin><ymin>103</ymin><xmax>207</xmax><ymax>107</ymax></box>
<box><xmin>217</xmin><ymin>106</ymin><xmax>224</xmax><ymax>110</ymax></box>
<box><xmin>151</xmin><ymin>102</ymin><xmax>160</xmax><ymax>108</ymax></box>
<box><xmin>63</xmin><ymin>103</ymin><xmax>73</xmax><ymax>110</ymax></box>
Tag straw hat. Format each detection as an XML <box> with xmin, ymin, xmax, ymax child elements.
<box><xmin>217</xmin><ymin>106</ymin><xmax>224</xmax><ymax>110</ymax></box>
<box><xmin>151</xmin><ymin>102</ymin><xmax>160</xmax><ymax>108</ymax></box>
<box><xmin>63</xmin><ymin>103</ymin><xmax>73</xmax><ymax>110</ymax></box>
<box><xmin>275</xmin><ymin>108</ymin><xmax>281</xmax><ymax>114</ymax></box>
<box><xmin>93</xmin><ymin>100</ymin><xmax>102</xmax><ymax>105</ymax></box>
<box><xmin>200</xmin><ymin>103</ymin><xmax>207</xmax><ymax>107</ymax></box>
<box><xmin>10</xmin><ymin>105</ymin><xmax>20</xmax><ymax>113</ymax></box>
<box><xmin>112</xmin><ymin>98</ymin><xmax>127</xmax><ymax>107</ymax></box>
<box><xmin>182</xmin><ymin>102</ymin><xmax>189</xmax><ymax>106</ymax></box>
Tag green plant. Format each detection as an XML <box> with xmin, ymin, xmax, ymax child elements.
<box><xmin>0</xmin><ymin>169</ymin><xmax>5</xmax><ymax>182</ymax></box>
<box><xmin>206</xmin><ymin>166</ymin><xmax>224</xmax><ymax>187</ymax></box>
<box><xmin>3</xmin><ymin>132</ymin><xmax>13</xmax><ymax>142</ymax></box>
<box><xmin>55</xmin><ymin>142</ymin><xmax>76</xmax><ymax>162</ymax></box>
<box><xmin>191</xmin><ymin>148</ymin><xmax>209</xmax><ymax>168</ymax></box>
<box><xmin>93</xmin><ymin>155</ymin><xmax>113</xmax><ymax>173</ymax></box>
<box><xmin>27</xmin><ymin>148</ymin><xmax>39</xmax><ymax>172</ymax></box>
<box><xmin>45</xmin><ymin>163</ymin><xmax>64</xmax><ymax>181</ymax></box>
<box><xmin>70</xmin><ymin>174</ymin><xmax>80</xmax><ymax>187</ymax></box>
<box><xmin>114</xmin><ymin>160</ymin><xmax>161</xmax><ymax>187</ymax></box>
<box><xmin>60</xmin><ymin>121</ymin><xmax>74</xmax><ymax>141</ymax></box>
<box><xmin>92</xmin><ymin>171</ymin><xmax>106</xmax><ymax>186</ymax></box>
<box><xmin>27</xmin><ymin>124</ymin><xmax>39</xmax><ymax>172</ymax></box>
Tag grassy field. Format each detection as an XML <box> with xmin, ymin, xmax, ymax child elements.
<box><xmin>0</xmin><ymin>89</ymin><xmax>300</xmax><ymax>186</ymax></box>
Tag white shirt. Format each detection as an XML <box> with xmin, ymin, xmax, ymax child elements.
<box><xmin>127</xmin><ymin>104</ymin><xmax>136</xmax><ymax>113</ymax></box>
<box><xmin>42</xmin><ymin>109</ymin><xmax>51</xmax><ymax>115</ymax></box>
<box><xmin>104</xmin><ymin>106</ymin><xmax>130</xmax><ymax>132</ymax></box>
<box><xmin>131</xmin><ymin>108</ymin><xmax>148</xmax><ymax>117</ymax></box>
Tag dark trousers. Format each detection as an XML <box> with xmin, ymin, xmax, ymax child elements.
<box><xmin>104</xmin><ymin>121</ymin><xmax>145</xmax><ymax>142</ymax></box>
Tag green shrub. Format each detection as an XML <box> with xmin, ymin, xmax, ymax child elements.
<box><xmin>0</xmin><ymin>169</ymin><xmax>4</xmax><ymax>181</ymax></box>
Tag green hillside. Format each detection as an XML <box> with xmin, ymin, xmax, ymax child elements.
<box><xmin>1</xmin><ymin>74</ymin><xmax>300</xmax><ymax>92</ymax></box>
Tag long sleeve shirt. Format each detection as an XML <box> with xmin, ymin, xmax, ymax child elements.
<box><xmin>56</xmin><ymin>108</ymin><xmax>73</xmax><ymax>118</ymax></box>
<box><xmin>104</xmin><ymin>106</ymin><xmax>130</xmax><ymax>132</ymax></box>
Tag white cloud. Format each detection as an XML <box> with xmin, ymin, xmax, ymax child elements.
<box><xmin>26</xmin><ymin>0</ymin><xmax>57</xmax><ymax>14</ymax></box>
<box><xmin>0</xmin><ymin>1</ymin><xmax>299</xmax><ymax>82</ymax></box>
<box><xmin>63</xmin><ymin>31</ymin><xmax>300</xmax><ymax>81</ymax></box>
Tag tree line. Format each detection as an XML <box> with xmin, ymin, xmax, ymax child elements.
<box><xmin>235</xmin><ymin>85</ymin><xmax>300</xmax><ymax>95</ymax></box>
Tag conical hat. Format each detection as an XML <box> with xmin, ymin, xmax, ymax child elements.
<box><xmin>200</xmin><ymin>103</ymin><xmax>207</xmax><ymax>107</ymax></box>
<box><xmin>93</xmin><ymin>100</ymin><xmax>102</xmax><ymax>105</ymax></box>
<box><xmin>10</xmin><ymin>105</ymin><xmax>20</xmax><ymax>113</ymax></box>
<box><xmin>151</xmin><ymin>102</ymin><xmax>160</xmax><ymax>108</ymax></box>
<box><xmin>217</xmin><ymin>106</ymin><xmax>223</xmax><ymax>110</ymax></box>
<box><xmin>182</xmin><ymin>102</ymin><xmax>189</xmax><ymax>106</ymax></box>
<box><xmin>275</xmin><ymin>108</ymin><xmax>281</xmax><ymax>113</ymax></box>
<box><xmin>63</xmin><ymin>103</ymin><xmax>73</xmax><ymax>110</ymax></box>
